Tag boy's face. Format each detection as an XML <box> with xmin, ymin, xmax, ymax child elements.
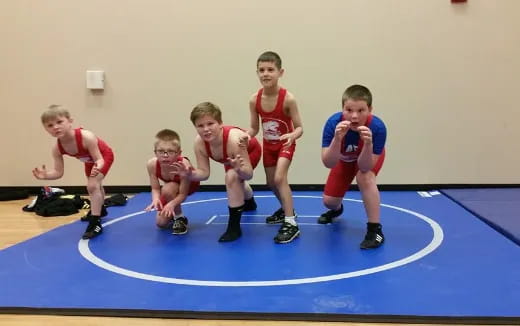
<box><xmin>342</xmin><ymin>99</ymin><xmax>372</xmax><ymax>131</ymax></box>
<box><xmin>43</xmin><ymin>116</ymin><xmax>73</xmax><ymax>138</ymax></box>
<box><xmin>257</xmin><ymin>61</ymin><xmax>284</xmax><ymax>88</ymax></box>
<box><xmin>194</xmin><ymin>115</ymin><xmax>222</xmax><ymax>143</ymax></box>
<box><xmin>154</xmin><ymin>140</ymin><xmax>180</xmax><ymax>164</ymax></box>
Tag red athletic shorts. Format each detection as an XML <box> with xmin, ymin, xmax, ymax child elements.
<box><xmin>159</xmin><ymin>181</ymin><xmax>199</xmax><ymax>206</ymax></box>
<box><xmin>84</xmin><ymin>149</ymin><xmax>114</xmax><ymax>177</ymax></box>
<box><xmin>224</xmin><ymin>137</ymin><xmax>262</xmax><ymax>172</ymax></box>
<box><xmin>262</xmin><ymin>141</ymin><xmax>296</xmax><ymax>168</ymax></box>
<box><xmin>324</xmin><ymin>150</ymin><xmax>385</xmax><ymax>198</ymax></box>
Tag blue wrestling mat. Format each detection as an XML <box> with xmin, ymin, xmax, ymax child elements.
<box><xmin>441</xmin><ymin>188</ymin><xmax>520</xmax><ymax>246</ymax></box>
<box><xmin>0</xmin><ymin>191</ymin><xmax>519</xmax><ymax>324</ymax></box>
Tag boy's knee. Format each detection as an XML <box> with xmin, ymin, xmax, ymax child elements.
<box><xmin>225</xmin><ymin>170</ymin><xmax>241</xmax><ymax>185</ymax></box>
<box><xmin>323</xmin><ymin>196</ymin><xmax>342</xmax><ymax>209</ymax></box>
<box><xmin>156</xmin><ymin>220</ymin><xmax>170</xmax><ymax>229</ymax></box>
<box><xmin>273</xmin><ymin>173</ymin><xmax>288</xmax><ymax>188</ymax></box>
<box><xmin>156</xmin><ymin>214</ymin><xmax>172</xmax><ymax>228</ymax></box>
<box><xmin>161</xmin><ymin>188</ymin><xmax>178</xmax><ymax>199</ymax></box>
<box><xmin>86</xmin><ymin>182</ymin><xmax>100</xmax><ymax>194</ymax></box>
<box><xmin>356</xmin><ymin>170</ymin><xmax>376</xmax><ymax>188</ymax></box>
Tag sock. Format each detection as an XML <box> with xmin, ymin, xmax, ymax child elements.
<box><xmin>367</xmin><ymin>222</ymin><xmax>382</xmax><ymax>233</ymax></box>
<box><xmin>174</xmin><ymin>214</ymin><xmax>184</xmax><ymax>220</ymax></box>
<box><xmin>284</xmin><ymin>216</ymin><xmax>297</xmax><ymax>226</ymax></box>
<box><xmin>89</xmin><ymin>215</ymin><xmax>101</xmax><ymax>224</ymax></box>
<box><xmin>219</xmin><ymin>205</ymin><xmax>243</xmax><ymax>242</ymax></box>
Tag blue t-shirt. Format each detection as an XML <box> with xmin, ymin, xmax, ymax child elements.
<box><xmin>322</xmin><ymin>112</ymin><xmax>386</xmax><ymax>162</ymax></box>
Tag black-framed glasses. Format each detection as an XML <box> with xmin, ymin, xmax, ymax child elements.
<box><xmin>154</xmin><ymin>149</ymin><xmax>179</xmax><ymax>156</ymax></box>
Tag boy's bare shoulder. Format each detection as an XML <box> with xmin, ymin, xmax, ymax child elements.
<box><xmin>79</xmin><ymin>128</ymin><xmax>94</xmax><ymax>136</ymax></box>
<box><xmin>194</xmin><ymin>134</ymin><xmax>203</xmax><ymax>145</ymax></box>
<box><xmin>79</xmin><ymin>128</ymin><xmax>98</xmax><ymax>141</ymax></box>
<box><xmin>284</xmin><ymin>90</ymin><xmax>297</xmax><ymax>103</ymax></box>
<box><xmin>146</xmin><ymin>157</ymin><xmax>157</xmax><ymax>167</ymax></box>
<box><xmin>193</xmin><ymin>135</ymin><xmax>206</xmax><ymax>154</ymax></box>
<box><xmin>249</xmin><ymin>92</ymin><xmax>258</xmax><ymax>104</ymax></box>
<box><xmin>228</xmin><ymin>127</ymin><xmax>247</xmax><ymax>138</ymax></box>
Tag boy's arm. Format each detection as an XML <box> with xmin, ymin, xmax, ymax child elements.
<box><xmin>227</xmin><ymin>129</ymin><xmax>254</xmax><ymax>180</ymax></box>
<box><xmin>159</xmin><ymin>175</ymin><xmax>191</xmax><ymax>218</ymax></box>
<box><xmin>247</xmin><ymin>95</ymin><xmax>260</xmax><ymax>137</ymax></box>
<box><xmin>187</xmin><ymin>137</ymin><xmax>211</xmax><ymax>181</ymax></box>
<box><xmin>321</xmin><ymin>120</ymin><xmax>350</xmax><ymax>168</ymax></box>
<box><xmin>356</xmin><ymin>126</ymin><xmax>380</xmax><ymax>172</ymax></box>
<box><xmin>280</xmin><ymin>92</ymin><xmax>303</xmax><ymax>146</ymax></box>
<box><xmin>145</xmin><ymin>158</ymin><xmax>163</xmax><ymax>211</ymax></box>
<box><xmin>165</xmin><ymin>173</ymin><xmax>190</xmax><ymax>209</ymax></box>
<box><xmin>82</xmin><ymin>130</ymin><xmax>105</xmax><ymax>176</ymax></box>
<box><xmin>32</xmin><ymin>145</ymin><xmax>65</xmax><ymax>180</ymax></box>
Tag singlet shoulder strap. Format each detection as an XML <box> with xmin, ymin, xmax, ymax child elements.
<box><xmin>75</xmin><ymin>128</ymin><xmax>86</xmax><ymax>153</ymax></box>
<box><xmin>255</xmin><ymin>89</ymin><xmax>263</xmax><ymax>112</ymax></box>
<box><xmin>222</xmin><ymin>126</ymin><xmax>231</xmax><ymax>159</ymax></box>
<box><xmin>57</xmin><ymin>139</ymin><xmax>66</xmax><ymax>155</ymax></box>
<box><xmin>274</xmin><ymin>88</ymin><xmax>287</xmax><ymax>114</ymax></box>
<box><xmin>203</xmin><ymin>138</ymin><xmax>213</xmax><ymax>160</ymax></box>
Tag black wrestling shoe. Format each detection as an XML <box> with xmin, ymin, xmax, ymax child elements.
<box><xmin>81</xmin><ymin>205</ymin><xmax>107</xmax><ymax>222</ymax></box>
<box><xmin>82</xmin><ymin>219</ymin><xmax>103</xmax><ymax>239</ymax></box>
<box><xmin>360</xmin><ymin>224</ymin><xmax>385</xmax><ymax>249</ymax></box>
<box><xmin>266</xmin><ymin>207</ymin><xmax>285</xmax><ymax>224</ymax></box>
<box><xmin>274</xmin><ymin>222</ymin><xmax>300</xmax><ymax>244</ymax></box>
<box><xmin>172</xmin><ymin>217</ymin><xmax>188</xmax><ymax>235</ymax></box>
<box><xmin>317</xmin><ymin>204</ymin><xmax>343</xmax><ymax>224</ymax></box>
<box><xmin>243</xmin><ymin>197</ymin><xmax>257</xmax><ymax>211</ymax></box>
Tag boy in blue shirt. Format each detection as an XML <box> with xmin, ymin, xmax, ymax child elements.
<box><xmin>320</xmin><ymin>85</ymin><xmax>387</xmax><ymax>249</ymax></box>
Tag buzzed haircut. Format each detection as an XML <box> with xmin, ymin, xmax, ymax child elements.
<box><xmin>154</xmin><ymin>129</ymin><xmax>181</xmax><ymax>149</ymax></box>
<box><xmin>342</xmin><ymin>84</ymin><xmax>372</xmax><ymax>107</ymax></box>
<box><xmin>155</xmin><ymin>129</ymin><xmax>180</xmax><ymax>142</ymax></box>
<box><xmin>257</xmin><ymin>51</ymin><xmax>282</xmax><ymax>70</ymax></box>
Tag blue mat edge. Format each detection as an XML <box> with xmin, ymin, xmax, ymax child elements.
<box><xmin>440</xmin><ymin>189</ymin><xmax>520</xmax><ymax>247</ymax></box>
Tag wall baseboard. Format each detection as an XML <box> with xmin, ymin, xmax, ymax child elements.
<box><xmin>1</xmin><ymin>184</ymin><xmax>519</xmax><ymax>196</ymax></box>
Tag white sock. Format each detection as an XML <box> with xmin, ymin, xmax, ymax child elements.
<box><xmin>285</xmin><ymin>216</ymin><xmax>297</xmax><ymax>226</ymax></box>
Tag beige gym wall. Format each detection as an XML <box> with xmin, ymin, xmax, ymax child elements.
<box><xmin>1</xmin><ymin>0</ymin><xmax>519</xmax><ymax>187</ymax></box>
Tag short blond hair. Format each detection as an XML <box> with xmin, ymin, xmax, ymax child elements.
<box><xmin>41</xmin><ymin>104</ymin><xmax>71</xmax><ymax>124</ymax></box>
<box><xmin>154</xmin><ymin>129</ymin><xmax>181</xmax><ymax>149</ymax></box>
<box><xmin>190</xmin><ymin>102</ymin><xmax>222</xmax><ymax>125</ymax></box>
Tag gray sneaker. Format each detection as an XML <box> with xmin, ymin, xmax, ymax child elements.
<box><xmin>172</xmin><ymin>217</ymin><xmax>188</xmax><ymax>235</ymax></box>
<box><xmin>274</xmin><ymin>222</ymin><xmax>300</xmax><ymax>244</ymax></box>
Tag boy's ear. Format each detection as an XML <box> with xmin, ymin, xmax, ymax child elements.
<box><xmin>368</xmin><ymin>105</ymin><xmax>373</xmax><ymax>112</ymax></box>
<box><xmin>279</xmin><ymin>68</ymin><xmax>285</xmax><ymax>76</ymax></box>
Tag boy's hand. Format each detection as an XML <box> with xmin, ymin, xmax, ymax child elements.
<box><xmin>238</xmin><ymin>134</ymin><xmax>250</xmax><ymax>148</ymax></box>
<box><xmin>280</xmin><ymin>132</ymin><xmax>296</xmax><ymax>147</ymax></box>
<box><xmin>159</xmin><ymin>202</ymin><xmax>174</xmax><ymax>218</ymax></box>
<box><xmin>228</xmin><ymin>154</ymin><xmax>245</xmax><ymax>171</ymax></box>
<box><xmin>170</xmin><ymin>161</ymin><xmax>192</xmax><ymax>178</ymax></box>
<box><xmin>145</xmin><ymin>199</ymin><xmax>163</xmax><ymax>212</ymax></box>
<box><xmin>334</xmin><ymin>120</ymin><xmax>351</xmax><ymax>140</ymax></box>
<box><xmin>357</xmin><ymin>126</ymin><xmax>373</xmax><ymax>145</ymax></box>
<box><xmin>90</xmin><ymin>163</ymin><xmax>102</xmax><ymax>177</ymax></box>
<box><xmin>32</xmin><ymin>165</ymin><xmax>47</xmax><ymax>180</ymax></box>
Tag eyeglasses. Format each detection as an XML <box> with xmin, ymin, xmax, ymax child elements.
<box><xmin>154</xmin><ymin>149</ymin><xmax>179</xmax><ymax>156</ymax></box>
